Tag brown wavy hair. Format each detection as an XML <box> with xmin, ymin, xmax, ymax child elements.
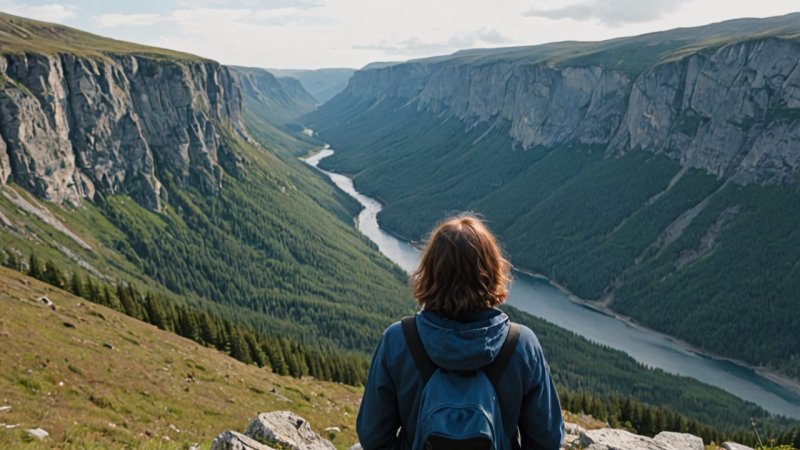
<box><xmin>410</xmin><ymin>214</ymin><xmax>511</xmax><ymax>319</ymax></box>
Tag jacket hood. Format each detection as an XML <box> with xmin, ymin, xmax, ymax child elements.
<box><xmin>416</xmin><ymin>308</ymin><xmax>510</xmax><ymax>371</ymax></box>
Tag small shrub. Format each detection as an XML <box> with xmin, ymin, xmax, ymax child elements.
<box><xmin>89</xmin><ymin>393</ymin><xmax>113</xmax><ymax>409</ymax></box>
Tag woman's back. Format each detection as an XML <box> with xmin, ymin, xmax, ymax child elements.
<box><xmin>357</xmin><ymin>215</ymin><xmax>564</xmax><ymax>450</ymax></box>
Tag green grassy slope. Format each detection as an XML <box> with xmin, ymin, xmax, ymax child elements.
<box><xmin>0</xmin><ymin>267</ymin><xmax>363</xmax><ymax>450</ymax></box>
<box><xmin>0</xmin><ymin>12</ymin><xmax>203</xmax><ymax>60</ymax></box>
<box><xmin>388</xmin><ymin>12</ymin><xmax>800</xmax><ymax>79</ymax></box>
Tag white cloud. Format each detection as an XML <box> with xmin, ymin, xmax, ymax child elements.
<box><xmin>92</xmin><ymin>13</ymin><xmax>167</xmax><ymax>28</ymax></box>
<box><xmin>357</xmin><ymin>28</ymin><xmax>514</xmax><ymax>56</ymax></box>
<box><xmin>524</xmin><ymin>0</ymin><xmax>692</xmax><ymax>27</ymax></box>
<box><xmin>175</xmin><ymin>0</ymin><xmax>322</xmax><ymax>9</ymax></box>
<box><xmin>27</xmin><ymin>0</ymin><xmax>798</xmax><ymax>69</ymax></box>
<box><xmin>0</xmin><ymin>2</ymin><xmax>78</xmax><ymax>23</ymax></box>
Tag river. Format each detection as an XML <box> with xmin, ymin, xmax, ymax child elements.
<box><xmin>304</xmin><ymin>147</ymin><xmax>800</xmax><ymax>419</ymax></box>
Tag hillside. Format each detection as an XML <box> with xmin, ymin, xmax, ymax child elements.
<box><xmin>266</xmin><ymin>68</ymin><xmax>355</xmax><ymax>104</ymax></box>
<box><xmin>231</xmin><ymin>66</ymin><xmax>318</xmax><ymax>127</ymax></box>
<box><xmin>305</xmin><ymin>13</ymin><xmax>800</xmax><ymax>381</ymax></box>
<box><xmin>0</xmin><ymin>267</ymin><xmax>362</xmax><ymax>449</ymax></box>
<box><xmin>0</xmin><ymin>11</ymin><xmax>414</xmax><ymax>360</ymax></box>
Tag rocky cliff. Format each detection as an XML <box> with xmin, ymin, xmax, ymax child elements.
<box><xmin>0</xmin><ymin>14</ymin><xmax>247</xmax><ymax>210</ymax></box>
<box><xmin>336</xmin><ymin>14</ymin><xmax>800</xmax><ymax>188</ymax></box>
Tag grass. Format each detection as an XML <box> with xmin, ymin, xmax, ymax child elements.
<box><xmin>0</xmin><ymin>267</ymin><xmax>362</xmax><ymax>449</ymax></box>
<box><xmin>0</xmin><ymin>12</ymin><xmax>205</xmax><ymax>61</ymax></box>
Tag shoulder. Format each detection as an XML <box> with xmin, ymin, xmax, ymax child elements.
<box><xmin>375</xmin><ymin>320</ymin><xmax>407</xmax><ymax>363</ymax></box>
<box><xmin>383</xmin><ymin>320</ymin><xmax>405</xmax><ymax>342</ymax></box>
<box><xmin>511</xmin><ymin>323</ymin><xmax>546</xmax><ymax>368</ymax></box>
<box><xmin>515</xmin><ymin>323</ymin><xmax>542</xmax><ymax>349</ymax></box>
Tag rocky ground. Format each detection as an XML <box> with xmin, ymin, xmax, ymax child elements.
<box><xmin>212</xmin><ymin>411</ymin><xmax>757</xmax><ymax>450</ymax></box>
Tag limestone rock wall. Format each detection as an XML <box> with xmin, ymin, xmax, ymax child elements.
<box><xmin>0</xmin><ymin>52</ymin><xmax>246</xmax><ymax>210</ymax></box>
<box><xmin>342</xmin><ymin>37</ymin><xmax>800</xmax><ymax>188</ymax></box>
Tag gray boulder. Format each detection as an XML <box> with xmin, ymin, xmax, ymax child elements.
<box><xmin>26</xmin><ymin>428</ymin><xmax>49</xmax><ymax>440</ymax></box>
<box><xmin>244</xmin><ymin>411</ymin><xmax>336</xmax><ymax>450</ymax></box>
<box><xmin>211</xmin><ymin>430</ymin><xmax>273</xmax><ymax>450</ymax></box>
<box><xmin>579</xmin><ymin>428</ymin><xmax>667</xmax><ymax>450</ymax></box>
<box><xmin>579</xmin><ymin>428</ymin><xmax>706</xmax><ymax>450</ymax></box>
<box><xmin>722</xmin><ymin>443</ymin><xmax>754</xmax><ymax>450</ymax></box>
<box><xmin>653</xmin><ymin>431</ymin><xmax>704</xmax><ymax>450</ymax></box>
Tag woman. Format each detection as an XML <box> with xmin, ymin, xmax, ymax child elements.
<box><xmin>357</xmin><ymin>214</ymin><xmax>564</xmax><ymax>450</ymax></box>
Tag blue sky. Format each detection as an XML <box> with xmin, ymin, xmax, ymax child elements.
<box><xmin>1</xmin><ymin>0</ymin><xmax>798</xmax><ymax>69</ymax></box>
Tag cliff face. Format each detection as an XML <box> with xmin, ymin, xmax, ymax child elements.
<box><xmin>340</xmin><ymin>36</ymin><xmax>800</xmax><ymax>188</ymax></box>
<box><xmin>0</xmin><ymin>52</ymin><xmax>246</xmax><ymax>210</ymax></box>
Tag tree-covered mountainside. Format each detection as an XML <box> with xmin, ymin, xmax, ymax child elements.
<box><xmin>306</xmin><ymin>13</ymin><xmax>800</xmax><ymax>381</ymax></box>
<box><xmin>0</xmin><ymin>11</ymin><xmax>412</xmax><ymax>358</ymax></box>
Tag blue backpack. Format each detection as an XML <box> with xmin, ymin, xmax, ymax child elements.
<box><xmin>401</xmin><ymin>316</ymin><xmax>522</xmax><ymax>450</ymax></box>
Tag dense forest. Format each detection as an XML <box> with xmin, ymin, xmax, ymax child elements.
<box><xmin>1</xmin><ymin>250</ymin><xmax>370</xmax><ymax>385</ymax></box>
<box><xmin>306</xmin><ymin>96</ymin><xmax>800</xmax><ymax>380</ymax></box>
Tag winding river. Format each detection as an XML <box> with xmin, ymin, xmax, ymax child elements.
<box><xmin>304</xmin><ymin>148</ymin><xmax>800</xmax><ymax>419</ymax></box>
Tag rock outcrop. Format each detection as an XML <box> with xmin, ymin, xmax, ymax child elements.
<box><xmin>722</xmin><ymin>442</ymin><xmax>755</xmax><ymax>450</ymax></box>
<box><xmin>211</xmin><ymin>431</ymin><xmax>271</xmax><ymax>450</ymax></box>
<box><xmin>333</xmin><ymin>18</ymin><xmax>800</xmax><ymax>188</ymax></box>
<box><xmin>213</xmin><ymin>413</ymin><xmax>756</xmax><ymax>450</ymax></box>
<box><xmin>212</xmin><ymin>411</ymin><xmax>336</xmax><ymax>450</ymax></box>
<box><xmin>578</xmin><ymin>428</ymin><xmax>705</xmax><ymax>450</ymax></box>
<box><xmin>0</xmin><ymin>51</ymin><xmax>246</xmax><ymax>210</ymax></box>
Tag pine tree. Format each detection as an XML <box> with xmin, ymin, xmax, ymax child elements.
<box><xmin>198</xmin><ymin>312</ymin><xmax>217</xmax><ymax>346</ymax></box>
<box><xmin>228</xmin><ymin>327</ymin><xmax>253</xmax><ymax>364</ymax></box>
<box><xmin>102</xmin><ymin>286</ymin><xmax>118</xmax><ymax>310</ymax></box>
<box><xmin>144</xmin><ymin>293</ymin><xmax>168</xmax><ymax>330</ymax></box>
<box><xmin>43</xmin><ymin>260</ymin><xmax>65</xmax><ymax>288</ymax></box>
<box><xmin>27</xmin><ymin>252</ymin><xmax>43</xmax><ymax>280</ymax></box>
<box><xmin>2</xmin><ymin>249</ymin><xmax>19</xmax><ymax>270</ymax></box>
<box><xmin>86</xmin><ymin>276</ymin><xmax>99</xmax><ymax>303</ymax></box>
<box><xmin>69</xmin><ymin>272</ymin><xmax>84</xmax><ymax>297</ymax></box>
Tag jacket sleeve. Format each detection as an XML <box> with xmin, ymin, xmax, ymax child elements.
<box><xmin>357</xmin><ymin>329</ymin><xmax>401</xmax><ymax>450</ymax></box>
<box><xmin>518</xmin><ymin>338</ymin><xmax>564</xmax><ymax>450</ymax></box>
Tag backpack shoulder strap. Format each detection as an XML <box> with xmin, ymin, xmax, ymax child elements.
<box><xmin>485</xmin><ymin>322</ymin><xmax>521</xmax><ymax>390</ymax></box>
<box><xmin>401</xmin><ymin>316</ymin><xmax>437</xmax><ymax>383</ymax></box>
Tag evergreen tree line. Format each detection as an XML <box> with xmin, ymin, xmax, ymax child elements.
<box><xmin>2</xmin><ymin>249</ymin><xmax>368</xmax><ymax>386</ymax></box>
<box><xmin>560</xmin><ymin>390</ymin><xmax>799</xmax><ymax>447</ymax></box>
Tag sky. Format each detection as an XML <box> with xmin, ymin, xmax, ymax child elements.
<box><xmin>1</xmin><ymin>0</ymin><xmax>798</xmax><ymax>69</ymax></box>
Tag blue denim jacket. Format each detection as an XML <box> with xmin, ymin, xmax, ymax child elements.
<box><xmin>357</xmin><ymin>308</ymin><xmax>564</xmax><ymax>450</ymax></box>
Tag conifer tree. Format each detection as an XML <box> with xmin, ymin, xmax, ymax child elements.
<box><xmin>85</xmin><ymin>276</ymin><xmax>99</xmax><ymax>303</ymax></box>
<box><xmin>2</xmin><ymin>250</ymin><xmax>19</xmax><ymax>270</ymax></box>
<box><xmin>27</xmin><ymin>252</ymin><xmax>43</xmax><ymax>280</ymax></box>
<box><xmin>43</xmin><ymin>260</ymin><xmax>65</xmax><ymax>288</ymax></box>
<box><xmin>198</xmin><ymin>312</ymin><xmax>217</xmax><ymax>346</ymax></box>
<box><xmin>69</xmin><ymin>272</ymin><xmax>84</xmax><ymax>297</ymax></box>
